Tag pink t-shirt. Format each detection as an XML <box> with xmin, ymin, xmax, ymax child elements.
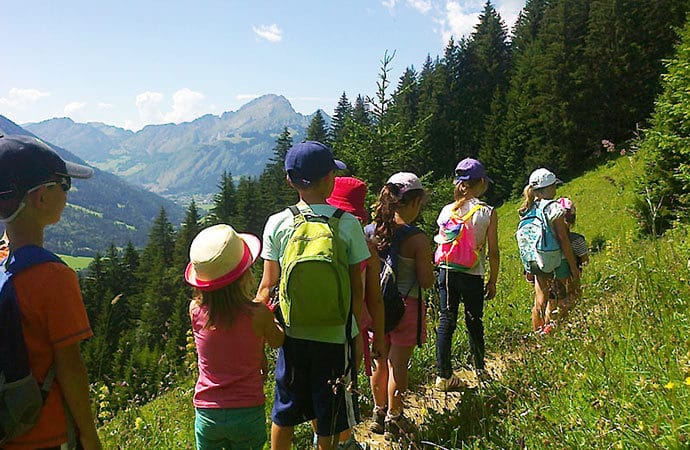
<box><xmin>191</xmin><ymin>304</ymin><xmax>265</xmax><ymax>409</ymax></box>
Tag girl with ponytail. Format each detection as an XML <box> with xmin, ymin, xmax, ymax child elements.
<box><xmin>433</xmin><ymin>158</ymin><xmax>499</xmax><ymax>390</ymax></box>
<box><xmin>366</xmin><ymin>172</ymin><xmax>434</xmax><ymax>442</ymax></box>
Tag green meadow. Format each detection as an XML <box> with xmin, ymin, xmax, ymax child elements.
<box><xmin>98</xmin><ymin>155</ymin><xmax>690</xmax><ymax>448</ymax></box>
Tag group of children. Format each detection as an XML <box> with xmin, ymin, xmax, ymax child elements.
<box><xmin>0</xmin><ymin>135</ymin><xmax>586</xmax><ymax>450</ymax></box>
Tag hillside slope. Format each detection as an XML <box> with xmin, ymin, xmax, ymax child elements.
<box><xmin>98</xmin><ymin>155</ymin><xmax>689</xmax><ymax>449</ymax></box>
<box><xmin>0</xmin><ymin>116</ymin><xmax>183</xmax><ymax>255</ymax></box>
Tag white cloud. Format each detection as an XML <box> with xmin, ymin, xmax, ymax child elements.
<box><xmin>0</xmin><ymin>88</ymin><xmax>50</xmax><ymax>108</ymax></box>
<box><xmin>382</xmin><ymin>0</ymin><xmax>399</xmax><ymax>11</ymax></box>
<box><xmin>97</xmin><ymin>102</ymin><xmax>113</xmax><ymax>109</ymax></box>
<box><xmin>440</xmin><ymin>1</ymin><xmax>480</xmax><ymax>42</ymax></box>
<box><xmin>408</xmin><ymin>0</ymin><xmax>432</xmax><ymax>13</ymax></box>
<box><xmin>164</xmin><ymin>88</ymin><xmax>206</xmax><ymax>123</ymax></box>
<box><xmin>496</xmin><ymin>0</ymin><xmax>523</xmax><ymax>31</ymax></box>
<box><xmin>135</xmin><ymin>91</ymin><xmax>165</xmax><ymax>124</ymax></box>
<box><xmin>253</xmin><ymin>24</ymin><xmax>283</xmax><ymax>42</ymax></box>
<box><xmin>64</xmin><ymin>101</ymin><xmax>87</xmax><ymax>116</ymax></box>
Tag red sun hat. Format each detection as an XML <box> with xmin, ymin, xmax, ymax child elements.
<box><xmin>327</xmin><ymin>176</ymin><xmax>368</xmax><ymax>221</ymax></box>
<box><xmin>184</xmin><ymin>224</ymin><xmax>261</xmax><ymax>291</ymax></box>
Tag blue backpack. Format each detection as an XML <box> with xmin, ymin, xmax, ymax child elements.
<box><xmin>0</xmin><ymin>246</ymin><xmax>62</xmax><ymax>445</ymax></box>
<box><xmin>365</xmin><ymin>224</ymin><xmax>424</xmax><ymax>346</ymax></box>
<box><xmin>516</xmin><ymin>200</ymin><xmax>562</xmax><ymax>274</ymax></box>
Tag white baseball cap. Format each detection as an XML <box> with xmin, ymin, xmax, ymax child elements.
<box><xmin>387</xmin><ymin>172</ymin><xmax>424</xmax><ymax>195</ymax></box>
<box><xmin>529</xmin><ymin>168</ymin><xmax>562</xmax><ymax>189</ymax></box>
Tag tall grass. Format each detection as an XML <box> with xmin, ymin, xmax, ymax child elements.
<box><xmin>100</xmin><ymin>156</ymin><xmax>690</xmax><ymax>448</ymax></box>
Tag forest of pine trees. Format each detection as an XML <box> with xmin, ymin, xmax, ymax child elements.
<box><xmin>79</xmin><ymin>0</ymin><xmax>690</xmax><ymax>416</ymax></box>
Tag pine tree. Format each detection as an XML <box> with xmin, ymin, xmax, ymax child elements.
<box><xmin>137</xmin><ymin>208</ymin><xmax>177</xmax><ymax>344</ymax></box>
<box><xmin>330</xmin><ymin>92</ymin><xmax>353</xmax><ymax>144</ymax></box>
<box><xmin>352</xmin><ymin>95</ymin><xmax>372</xmax><ymax>127</ymax></box>
<box><xmin>511</xmin><ymin>0</ymin><xmax>550</xmax><ymax>55</ymax></box>
<box><xmin>455</xmin><ymin>1</ymin><xmax>512</xmax><ymax>159</ymax></box>
<box><xmin>173</xmin><ymin>199</ymin><xmax>201</xmax><ymax>270</ymax></box>
<box><xmin>635</xmin><ymin>17</ymin><xmax>690</xmax><ymax>234</ymax></box>
<box><xmin>209</xmin><ymin>171</ymin><xmax>236</xmax><ymax>225</ymax></box>
<box><xmin>259</xmin><ymin>128</ymin><xmax>296</xmax><ymax>215</ymax></box>
<box><xmin>306</xmin><ymin>110</ymin><xmax>330</xmax><ymax>144</ymax></box>
<box><xmin>580</xmin><ymin>0</ymin><xmax>689</xmax><ymax>157</ymax></box>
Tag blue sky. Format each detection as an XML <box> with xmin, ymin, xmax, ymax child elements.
<box><xmin>1</xmin><ymin>0</ymin><xmax>524</xmax><ymax>131</ymax></box>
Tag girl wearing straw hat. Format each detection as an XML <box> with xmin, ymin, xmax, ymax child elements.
<box><xmin>185</xmin><ymin>224</ymin><xmax>284</xmax><ymax>450</ymax></box>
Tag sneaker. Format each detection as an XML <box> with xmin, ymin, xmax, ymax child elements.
<box><xmin>384</xmin><ymin>412</ymin><xmax>418</xmax><ymax>442</ymax></box>
<box><xmin>338</xmin><ymin>435</ymin><xmax>364</xmax><ymax>450</ymax></box>
<box><xmin>369</xmin><ymin>407</ymin><xmax>386</xmax><ymax>434</ymax></box>
<box><xmin>435</xmin><ymin>375</ymin><xmax>467</xmax><ymax>391</ymax></box>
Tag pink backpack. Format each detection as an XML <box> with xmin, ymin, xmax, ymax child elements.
<box><xmin>434</xmin><ymin>204</ymin><xmax>483</xmax><ymax>271</ymax></box>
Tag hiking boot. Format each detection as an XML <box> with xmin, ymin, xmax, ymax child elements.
<box><xmin>338</xmin><ymin>435</ymin><xmax>365</xmax><ymax>450</ymax></box>
<box><xmin>369</xmin><ymin>407</ymin><xmax>386</xmax><ymax>434</ymax></box>
<box><xmin>435</xmin><ymin>375</ymin><xmax>467</xmax><ymax>391</ymax></box>
<box><xmin>384</xmin><ymin>412</ymin><xmax>418</xmax><ymax>442</ymax></box>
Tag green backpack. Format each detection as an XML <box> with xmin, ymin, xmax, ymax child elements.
<box><xmin>279</xmin><ymin>206</ymin><xmax>352</xmax><ymax>341</ymax></box>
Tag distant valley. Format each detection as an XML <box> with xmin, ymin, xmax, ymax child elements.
<box><xmin>24</xmin><ymin>94</ymin><xmax>325</xmax><ymax>202</ymax></box>
<box><xmin>0</xmin><ymin>116</ymin><xmax>184</xmax><ymax>256</ymax></box>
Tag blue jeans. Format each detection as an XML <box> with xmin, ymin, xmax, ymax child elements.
<box><xmin>435</xmin><ymin>269</ymin><xmax>485</xmax><ymax>378</ymax></box>
<box><xmin>195</xmin><ymin>405</ymin><xmax>266</xmax><ymax>450</ymax></box>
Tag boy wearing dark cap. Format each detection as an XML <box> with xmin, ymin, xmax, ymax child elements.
<box><xmin>0</xmin><ymin>135</ymin><xmax>102</xmax><ymax>450</ymax></box>
<box><xmin>257</xmin><ymin>141</ymin><xmax>370</xmax><ymax>450</ymax></box>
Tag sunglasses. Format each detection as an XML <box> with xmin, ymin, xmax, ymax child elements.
<box><xmin>28</xmin><ymin>176</ymin><xmax>72</xmax><ymax>193</ymax></box>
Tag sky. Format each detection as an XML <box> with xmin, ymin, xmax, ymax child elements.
<box><xmin>1</xmin><ymin>0</ymin><xmax>525</xmax><ymax>131</ymax></box>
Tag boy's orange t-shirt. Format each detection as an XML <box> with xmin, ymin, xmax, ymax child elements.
<box><xmin>4</xmin><ymin>261</ymin><xmax>93</xmax><ymax>450</ymax></box>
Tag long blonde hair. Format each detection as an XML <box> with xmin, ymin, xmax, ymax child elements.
<box><xmin>451</xmin><ymin>178</ymin><xmax>484</xmax><ymax>214</ymax></box>
<box><xmin>193</xmin><ymin>270</ymin><xmax>256</xmax><ymax>330</ymax></box>
<box><xmin>518</xmin><ymin>185</ymin><xmax>537</xmax><ymax>215</ymax></box>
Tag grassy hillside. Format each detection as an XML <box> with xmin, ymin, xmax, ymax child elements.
<box><xmin>98</xmin><ymin>155</ymin><xmax>690</xmax><ymax>449</ymax></box>
<box><xmin>59</xmin><ymin>254</ymin><xmax>94</xmax><ymax>271</ymax></box>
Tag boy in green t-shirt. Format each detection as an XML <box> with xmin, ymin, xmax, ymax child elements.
<box><xmin>257</xmin><ymin>141</ymin><xmax>369</xmax><ymax>450</ymax></box>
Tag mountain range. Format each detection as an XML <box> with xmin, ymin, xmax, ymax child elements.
<box><xmin>0</xmin><ymin>116</ymin><xmax>184</xmax><ymax>256</ymax></box>
<box><xmin>25</xmin><ymin>94</ymin><xmax>325</xmax><ymax>201</ymax></box>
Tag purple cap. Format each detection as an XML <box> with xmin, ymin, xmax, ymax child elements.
<box><xmin>455</xmin><ymin>158</ymin><xmax>492</xmax><ymax>183</ymax></box>
<box><xmin>285</xmin><ymin>141</ymin><xmax>346</xmax><ymax>185</ymax></box>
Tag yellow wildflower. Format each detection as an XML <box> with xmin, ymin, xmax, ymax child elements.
<box><xmin>664</xmin><ymin>381</ymin><xmax>676</xmax><ymax>390</ymax></box>
<box><xmin>135</xmin><ymin>417</ymin><xmax>144</xmax><ymax>431</ymax></box>
<box><xmin>685</xmin><ymin>377</ymin><xmax>690</xmax><ymax>386</ymax></box>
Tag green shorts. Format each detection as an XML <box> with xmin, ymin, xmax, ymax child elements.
<box><xmin>195</xmin><ymin>404</ymin><xmax>266</xmax><ymax>450</ymax></box>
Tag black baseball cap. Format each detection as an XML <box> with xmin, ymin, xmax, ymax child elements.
<box><xmin>0</xmin><ymin>134</ymin><xmax>93</xmax><ymax>193</ymax></box>
<box><xmin>0</xmin><ymin>134</ymin><xmax>93</xmax><ymax>219</ymax></box>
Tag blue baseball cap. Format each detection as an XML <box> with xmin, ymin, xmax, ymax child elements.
<box><xmin>285</xmin><ymin>141</ymin><xmax>346</xmax><ymax>185</ymax></box>
<box><xmin>455</xmin><ymin>158</ymin><xmax>493</xmax><ymax>184</ymax></box>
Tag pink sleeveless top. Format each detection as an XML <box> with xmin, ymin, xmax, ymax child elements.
<box><xmin>191</xmin><ymin>304</ymin><xmax>265</xmax><ymax>408</ymax></box>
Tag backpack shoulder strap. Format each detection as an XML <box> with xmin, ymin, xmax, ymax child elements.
<box><xmin>460</xmin><ymin>204</ymin><xmax>483</xmax><ymax>222</ymax></box>
<box><xmin>332</xmin><ymin>208</ymin><xmax>345</xmax><ymax>219</ymax></box>
<box><xmin>6</xmin><ymin>245</ymin><xmax>65</xmax><ymax>275</ymax></box>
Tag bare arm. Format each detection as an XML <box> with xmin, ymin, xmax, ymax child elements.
<box><xmin>410</xmin><ymin>233</ymin><xmax>435</xmax><ymax>289</ymax></box>
<box><xmin>54</xmin><ymin>344</ymin><xmax>102</xmax><ymax>450</ymax></box>
<box><xmin>364</xmin><ymin>252</ymin><xmax>385</xmax><ymax>358</ymax></box>
<box><xmin>256</xmin><ymin>302</ymin><xmax>285</xmax><ymax>348</ymax></box>
<box><xmin>349</xmin><ymin>263</ymin><xmax>364</xmax><ymax>331</ymax></box>
<box><xmin>554</xmin><ymin>217</ymin><xmax>581</xmax><ymax>293</ymax></box>
<box><xmin>485</xmin><ymin>209</ymin><xmax>500</xmax><ymax>300</ymax></box>
<box><xmin>257</xmin><ymin>259</ymin><xmax>280</xmax><ymax>304</ymax></box>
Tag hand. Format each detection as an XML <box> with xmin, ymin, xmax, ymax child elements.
<box><xmin>371</xmin><ymin>334</ymin><xmax>386</xmax><ymax>360</ymax></box>
<box><xmin>79</xmin><ymin>429</ymin><xmax>103</xmax><ymax>450</ymax></box>
<box><xmin>570</xmin><ymin>275</ymin><xmax>582</xmax><ymax>298</ymax></box>
<box><xmin>260</xmin><ymin>353</ymin><xmax>269</xmax><ymax>383</ymax></box>
<box><xmin>484</xmin><ymin>280</ymin><xmax>497</xmax><ymax>301</ymax></box>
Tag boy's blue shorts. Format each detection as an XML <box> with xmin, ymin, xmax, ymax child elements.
<box><xmin>271</xmin><ymin>336</ymin><xmax>359</xmax><ymax>437</ymax></box>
